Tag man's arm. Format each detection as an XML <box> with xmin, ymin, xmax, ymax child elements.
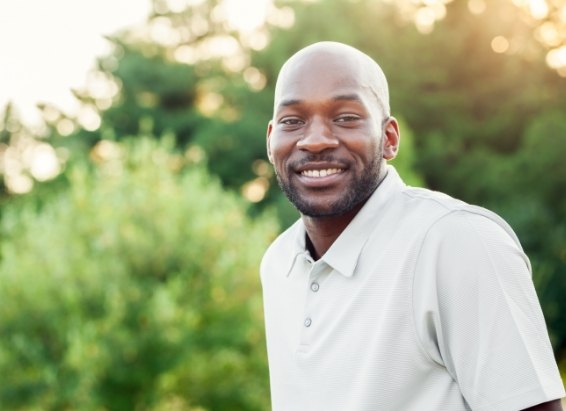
<box><xmin>523</xmin><ymin>399</ymin><xmax>564</xmax><ymax>410</ymax></box>
<box><xmin>415</xmin><ymin>211</ymin><xmax>565</xmax><ymax>409</ymax></box>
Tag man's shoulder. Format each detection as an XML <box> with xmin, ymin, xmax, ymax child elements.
<box><xmin>396</xmin><ymin>185</ymin><xmax>522</xmax><ymax>249</ymax></box>
<box><xmin>400</xmin><ymin>185</ymin><xmax>468</xmax><ymax>212</ymax></box>
<box><xmin>400</xmin><ymin>185</ymin><xmax>493</xmax><ymax>220</ymax></box>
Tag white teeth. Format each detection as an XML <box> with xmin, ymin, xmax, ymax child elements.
<box><xmin>301</xmin><ymin>168</ymin><xmax>343</xmax><ymax>178</ymax></box>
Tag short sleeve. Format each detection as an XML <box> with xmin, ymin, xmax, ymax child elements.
<box><xmin>413</xmin><ymin>211</ymin><xmax>565</xmax><ymax>411</ymax></box>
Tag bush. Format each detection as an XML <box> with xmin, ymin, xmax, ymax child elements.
<box><xmin>0</xmin><ymin>138</ymin><xmax>277</xmax><ymax>410</ymax></box>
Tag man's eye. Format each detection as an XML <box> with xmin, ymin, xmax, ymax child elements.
<box><xmin>335</xmin><ymin>115</ymin><xmax>360</xmax><ymax>123</ymax></box>
<box><xmin>280</xmin><ymin>118</ymin><xmax>303</xmax><ymax>126</ymax></box>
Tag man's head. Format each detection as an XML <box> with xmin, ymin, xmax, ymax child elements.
<box><xmin>267</xmin><ymin>41</ymin><xmax>400</xmax><ymax>218</ymax></box>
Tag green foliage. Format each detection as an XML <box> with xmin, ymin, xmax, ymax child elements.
<box><xmin>0</xmin><ymin>138</ymin><xmax>277</xmax><ymax>410</ymax></box>
<box><xmin>500</xmin><ymin>110</ymin><xmax>566</xmax><ymax>356</ymax></box>
<box><xmin>96</xmin><ymin>45</ymin><xmax>204</xmax><ymax>147</ymax></box>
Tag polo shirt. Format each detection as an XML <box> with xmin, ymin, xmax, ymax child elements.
<box><xmin>260</xmin><ymin>166</ymin><xmax>565</xmax><ymax>411</ymax></box>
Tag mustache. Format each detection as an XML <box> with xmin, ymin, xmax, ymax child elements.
<box><xmin>289</xmin><ymin>154</ymin><xmax>350</xmax><ymax>170</ymax></box>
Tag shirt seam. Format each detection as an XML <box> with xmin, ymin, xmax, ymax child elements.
<box><xmin>410</xmin><ymin>209</ymin><xmax>461</xmax><ymax>370</ymax></box>
<box><xmin>409</xmin><ymin>208</ymin><xmax>511</xmax><ymax>371</ymax></box>
<box><xmin>456</xmin><ymin>211</ymin><xmax>541</xmax><ymax>402</ymax></box>
<box><xmin>402</xmin><ymin>188</ymin><xmax>459</xmax><ymax>211</ymax></box>
<box><xmin>411</xmin><ymin>208</ymin><xmax>549</xmax><ymax>406</ymax></box>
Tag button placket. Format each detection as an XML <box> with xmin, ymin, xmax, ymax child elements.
<box><xmin>302</xmin><ymin>261</ymin><xmax>330</xmax><ymax>346</ymax></box>
<box><xmin>298</xmin><ymin>257</ymin><xmax>320</xmax><ymax>349</ymax></box>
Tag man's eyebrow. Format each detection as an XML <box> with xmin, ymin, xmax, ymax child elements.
<box><xmin>277</xmin><ymin>94</ymin><xmax>362</xmax><ymax>109</ymax></box>
<box><xmin>332</xmin><ymin>93</ymin><xmax>363</xmax><ymax>102</ymax></box>
<box><xmin>278</xmin><ymin>98</ymin><xmax>303</xmax><ymax>108</ymax></box>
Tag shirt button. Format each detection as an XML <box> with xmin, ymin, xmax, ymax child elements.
<box><xmin>304</xmin><ymin>317</ymin><xmax>312</xmax><ymax>327</ymax></box>
<box><xmin>310</xmin><ymin>282</ymin><xmax>320</xmax><ymax>292</ymax></box>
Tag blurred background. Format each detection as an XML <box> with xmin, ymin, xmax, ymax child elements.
<box><xmin>0</xmin><ymin>0</ymin><xmax>565</xmax><ymax>409</ymax></box>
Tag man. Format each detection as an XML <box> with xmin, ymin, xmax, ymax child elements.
<box><xmin>260</xmin><ymin>41</ymin><xmax>565</xmax><ymax>410</ymax></box>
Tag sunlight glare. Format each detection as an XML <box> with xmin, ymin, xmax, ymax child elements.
<box><xmin>2</xmin><ymin>146</ymin><xmax>32</xmax><ymax>194</ymax></box>
<box><xmin>166</xmin><ymin>0</ymin><xmax>205</xmax><ymax>13</ymax></box>
<box><xmin>468</xmin><ymin>0</ymin><xmax>487</xmax><ymax>15</ymax></box>
<box><xmin>29</xmin><ymin>143</ymin><xmax>61</xmax><ymax>182</ymax></box>
<box><xmin>200</xmin><ymin>35</ymin><xmax>240</xmax><ymax>59</ymax></box>
<box><xmin>242</xmin><ymin>30</ymin><xmax>270</xmax><ymax>51</ymax></box>
<box><xmin>252</xmin><ymin>159</ymin><xmax>272</xmax><ymax>178</ymax></box>
<box><xmin>223</xmin><ymin>53</ymin><xmax>250</xmax><ymax>72</ymax></box>
<box><xmin>91</xmin><ymin>140</ymin><xmax>122</xmax><ymax>163</ymax></box>
<box><xmin>185</xmin><ymin>145</ymin><xmax>206</xmax><ymax>164</ymax></box>
<box><xmin>190</xmin><ymin>15</ymin><xmax>210</xmax><ymax>37</ymax></box>
<box><xmin>546</xmin><ymin>46</ymin><xmax>566</xmax><ymax>69</ymax></box>
<box><xmin>415</xmin><ymin>7</ymin><xmax>437</xmax><ymax>34</ymax></box>
<box><xmin>56</xmin><ymin>119</ymin><xmax>76</xmax><ymax>136</ymax></box>
<box><xmin>86</xmin><ymin>72</ymin><xmax>121</xmax><ymax>100</ymax></box>
<box><xmin>197</xmin><ymin>92</ymin><xmax>224</xmax><ymax>117</ymax></box>
<box><xmin>512</xmin><ymin>0</ymin><xmax>528</xmax><ymax>6</ymax></box>
<box><xmin>536</xmin><ymin>22</ymin><xmax>561</xmax><ymax>47</ymax></box>
<box><xmin>244</xmin><ymin>67</ymin><xmax>267</xmax><ymax>91</ymax></box>
<box><xmin>267</xmin><ymin>6</ymin><xmax>295</xmax><ymax>29</ymax></box>
<box><xmin>529</xmin><ymin>0</ymin><xmax>549</xmax><ymax>19</ymax></box>
<box><xmin>223</xmin><ymin>0</ymin><xmax>271</xmax><ymax>32</ymax></box>
<box><xmin>5</xmin><ymin>173</ymin><xmax>33</xmax><ymax>194</ymax></box>
<box><xmin>78</xmin><ymin>107</ymin><xmax>102</xmax><ymax>132</ymax></box>
<box><xmin>241</xmin><ymin>177</ymin><xmax>269</xmax><ymax>203</ymax></box>
<box><xmin>491</xmin><ymin>36</ymin><xmax>510</xmax><ymax>53</ymax></box>
<box><xmin>431</xmin><ymin>2</ymin><xmax>447</xmax><ymax>20</ymax></box>
<box><xmin>150</xmin><ymin>17</ymin><xmax>181</xmax><ymax>46</ymax></box>
<box><xmin>174</xmin><ymin>45</ymin><xmax>198</xmax><ymax>64</ymax></box>
<box><xmin>95</xmin><ymin>98</ymin><xmax>113</xmax><ymax>111</ymax></box>
<box><xmin>2</xmin><ymin>147</ymin><xmax>23</xmax><ymax>177</ymax></box>
<box><xmin>0</xmin><ymin>0</ymin><xmax>151</xmax><ymax>125</ymax></box>
<box><xmin>42</xmin><ymin>105</ymin><xmax>61</xmax><ymax>123</ymax></box>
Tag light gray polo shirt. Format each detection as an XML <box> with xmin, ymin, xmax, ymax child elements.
<box><xmin>260</xmin><ymin>166</ymin><xmax>564</xmax><ymax>411</ymax></box>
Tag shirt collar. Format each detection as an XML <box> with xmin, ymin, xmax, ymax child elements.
<box><xmin>283</xmin><ymin>220</ymin><xmax>308</xmax><ymax>277</ymax></box>
<box><xmin>286</xmin><ymin>165</ymin><xmax>406</xmax><ymax>278</ymax></box>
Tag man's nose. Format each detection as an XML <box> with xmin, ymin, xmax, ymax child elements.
<box><xmin>296</xmin><ymin>118</ymin><xmax>339</xmax><ymax>153</ymax></box>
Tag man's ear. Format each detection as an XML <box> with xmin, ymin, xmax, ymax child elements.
<box><xmin>266</xmin><ymin>121</ymin><xmax>274</xmax><ymax>164</ymax></box>
<box><xmin>383</xmin><ymin>116</ymin><xmax>400</xmax><ymax>160</ymax></box>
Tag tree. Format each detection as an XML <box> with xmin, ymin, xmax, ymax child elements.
<box><xmin>0</xmin><ymin>137</ymin><xmax>277</xmax><ymax>410</ymax></box>
<box><xmin>0</xmin><ymin>103</ymin><xmax>66</xmax><ymax>197</ymax></box>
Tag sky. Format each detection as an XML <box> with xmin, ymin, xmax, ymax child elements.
<box><xmin>0</xmin><ymin>0</ymin><xmax>152</xmax><ymax>125</ymax></box>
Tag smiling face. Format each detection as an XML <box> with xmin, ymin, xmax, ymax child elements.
<box><xmin>267</xmin><ymin>42</ymin><xmax>399</xmax><ymax>218</ymax></box>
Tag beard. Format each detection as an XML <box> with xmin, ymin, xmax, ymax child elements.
<box><xmin>275</xmin><ymin>148</ymin><xmax>384</xmax><ymax>218</ymax></box>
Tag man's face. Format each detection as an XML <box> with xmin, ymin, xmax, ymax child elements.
<box><xmin>267</xmin><ymin>52</ymin><xmax>396</xmax><ymax>217</ymax></box>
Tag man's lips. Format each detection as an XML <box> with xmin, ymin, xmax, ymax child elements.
<box><xmin>295</xmin><ymin>161</ymin><xmax>348</xmax><ymax>174</ymax></box>
<box><xmin>293</xmin><ymin>162</ymin><xmax>348</xmax><ymax>187</ymax></box>
<box><xmin>300</xmin><ymin>168</ymin><xmax>344</xmax><ymax>178</ymax></box>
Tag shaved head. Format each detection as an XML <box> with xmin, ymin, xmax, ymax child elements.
<box><xmin>273</xmin><ymin>41</ymin><xmax>390</xmax><ymax>118</ymax></box>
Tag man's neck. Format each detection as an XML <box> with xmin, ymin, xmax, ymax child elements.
<box><xmin>302</xmin><ymin>168</ymin><xmax>389</xmax><ymax>260</ymax></box>
<box><xmin>302</xmin><ymin>202</ymin><xmax>364</xmax><ymax>260</ymax></box>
